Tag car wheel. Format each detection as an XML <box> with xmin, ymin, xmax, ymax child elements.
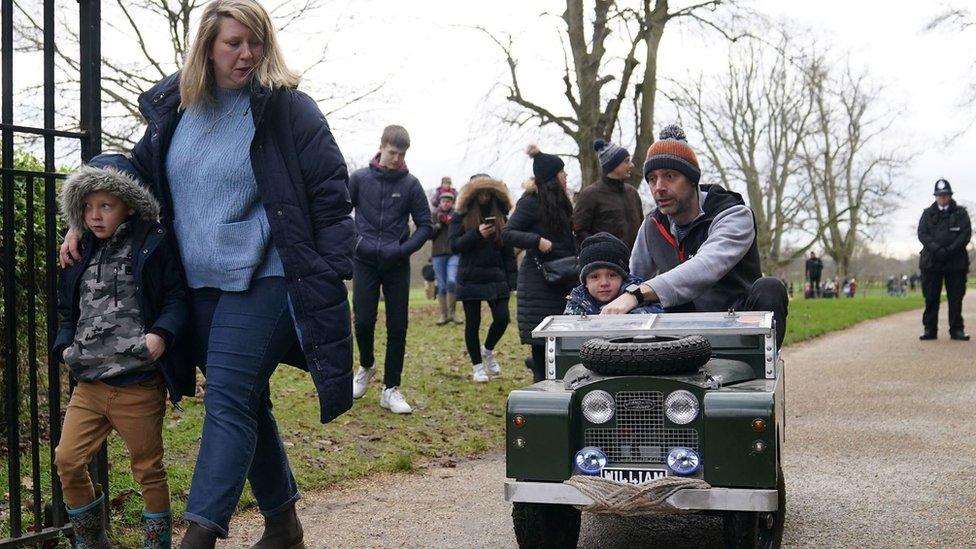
<box><xmin>512</xmin><ymin>502</ymin><xmax>581</xmax><ymax>549</ymax></box>
<box><xmin>721</xmin><ymin>466</ymin><xmax>786</xmax><ymax>548</ymax></box>
<box><xmin>579</xmin><ymin>335</ymin><xmax>712</xmax><ymax>376</ymax></box>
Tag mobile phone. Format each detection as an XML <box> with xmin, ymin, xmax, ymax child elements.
<box><xmin>483</xmin><ymin>216</ymin><xmax>497</xmax><ymax>223</ymax></box>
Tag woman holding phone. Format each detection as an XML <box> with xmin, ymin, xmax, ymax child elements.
<box><xmin>449</xmin><ymin>175</ymin><xmax>517</xmax><ymax>382</ymax></box>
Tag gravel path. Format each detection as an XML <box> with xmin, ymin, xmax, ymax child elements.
<box><xmin>221</xmin><ymin>297</ymin><xmax>975</xmax><ymax>548</ymax></box>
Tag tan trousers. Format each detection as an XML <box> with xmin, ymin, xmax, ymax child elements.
<box><xmin>54</xmin><ymin>375</ymin><xmax>169</xmax><ymax>512</ymax></box>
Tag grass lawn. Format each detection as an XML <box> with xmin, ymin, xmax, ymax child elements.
<box><xmin>0</xmin><ymin>288</ymin><xmax>932</xmax><ymax>544</ymax></box>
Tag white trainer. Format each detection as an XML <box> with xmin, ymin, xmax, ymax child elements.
<box><xmin>481</xmin><ymin>345</ymin><xmax>501</xmax><ymax>377</ymax></box>
<box><xmin>352</xmin><ymin>366</ymin><xmax>375</xmax><ymax>399</ymax></box>
<box><xmin>472</xmin><ymin>363</ymin><xmax>490</xmax><ymax>383</ymax></box>
<box><xmin>380</xmin><ymin>386</ymin><xmax>413</xmax><ymax>414</ymax></box>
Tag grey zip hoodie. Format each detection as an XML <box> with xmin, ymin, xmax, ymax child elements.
<box><xmin>630</xmin><ymin>187</ymin><xmax>758</xmax><ymax>309</ymax></box>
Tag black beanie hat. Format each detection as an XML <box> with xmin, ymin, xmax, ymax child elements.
<box><xmin>526</xmin><ymin>144</ymin><xmax>565</xmax><ymax>183</ymax></box>
<box><xmin>578</xmin><ymin>232</ymin><xmax>630</xmax><ymax>283</ymax></box>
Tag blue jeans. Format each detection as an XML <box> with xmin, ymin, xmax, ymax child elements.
<box><xmin>184</xmin><ymin>277</ymin><xmax>300</xmax><ymax>537</ymax></box>
<box><xmin>432</xmin><ymin>254</ymin><xmax>459</xmax><ymax>295</ymax></box>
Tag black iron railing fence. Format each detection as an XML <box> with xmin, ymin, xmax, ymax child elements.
<box><xmin>2</xmin><ymin>1</ymin><xmax>102</xmax><ymax>546</ymax></box>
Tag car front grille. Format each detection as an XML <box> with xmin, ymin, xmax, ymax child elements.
<box><xmin>584</xmin><ymin>390</ymin><xmax>699</xmax><ymax>463</ymax></box>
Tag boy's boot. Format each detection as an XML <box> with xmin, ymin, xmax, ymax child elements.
<box><xmin>66</xmin><ymin>491</ymin><xmax>111</xmax><ymax>549</ymax></box>
<box><xmin>251</xmin><ymin>502</ymin><xmax>305</xmax><ymax>549</ymax></box>
<box><xmin>447</xmin><ymin>293</ymin><xmax>463</xmax><ymax>324</ymax></box>
<box><xmin>436</xmin><ymin>294</ymin><xmax>450</xmax><ymax>325</ymax></box>
<box><xmin>178</xmin><ymin>523</ymin><xmax>218</xmax><ymax>549</ymax></box>
<box><xmin>142</xmin><ymin>510</ymin><xmax>172</xmax><ymax>549</ymax></box>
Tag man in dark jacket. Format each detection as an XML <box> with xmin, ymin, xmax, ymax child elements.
<box><xmin>601</xmin><ymin>125</ymin><xmax>788</xmax><ymax>347</ymax></box>
<box><xmin>572</xmin><ymin>139</ymin><xmax>644</xmax><ymax>249</ymax></box>
<box><xmin>918</xmin><ymin>178</ymin><xmax>971</xmax><ymax>341</ymax></box>
<box><xmin>349</xmin><ymin>125</ymin><xmax>433</xmax><ymax>413</ymax></box>
<box><xmin>805</xmin><ymin>251</ymin><xmax>824</xmax><ymax>298</ymax></box>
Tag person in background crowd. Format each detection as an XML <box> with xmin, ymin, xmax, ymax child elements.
<box><xmin>350</xmin><ymin>125</ymin><xmax>433</xmax><ymax>413</ymax></box>
<box><xmin>918</xmin><ymin>178</ymin><xmax>971</xmax><ymax>341</ymax></box>
<box><xmin>422</xmin><ymin>259</ymin><xmax>437</xmax><ymax>300</ymax></box>
<box><xmin>430</xmin><ymin>191</ymin><xmax>462</xmax><ymax>324</ymax></box>
<box><xmin>572</xmin><ymin>139</ymin><xmax>643</xmax><ymax>249</ymax></box>
<box><xmin>429</xmin><ymin>175</ymin><xmax>458</xmax><ymax>207</ymax></box>
<box><xmin>601</xmin><ymin>124</ymin><xmax>789</xmax><ymax>348</ymax></box>
<box><xmin>847</xmin><ymin>277</ymin><xmax>857</xmax><ymax>298</ymax></box>
<box><xmin>503</xmin><ymin>145</ymin><xmax>578</xmax><ymax>382</ymax></box>
<box><xmin>565</xmin><ymin>233</ymin><xmax>662</xmax><ymax>315</ymax></box>
<box><xmin>60</xmin><ymin>2</ymin><xmax>356</xmax><ymax>545</ymax></box>
<box><xmin>805</xmin><ymin>251</ymin><xmax>823</xmax><ymax>298</ymax></box>
<box><xmin>450</xmin><ymin>175</ymin><xmax>517</xmax><ymax>382</ymax></box>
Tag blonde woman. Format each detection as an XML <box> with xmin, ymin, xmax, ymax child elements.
<box><xmin>59</xmin><ymin>1</ymin><xmax>352</xmax><ymax>547</ymax></box>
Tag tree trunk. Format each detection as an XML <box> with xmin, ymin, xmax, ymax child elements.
<box><xmin>632</xmin><ymin>3</ymin><xmax>669</xmax><ymax>188</ymax></box>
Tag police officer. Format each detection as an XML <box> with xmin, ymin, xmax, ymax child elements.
<box><xmin>917</xmin><ymin>178</ymin><xmax>972</xmax><ymax>340</ymax></box>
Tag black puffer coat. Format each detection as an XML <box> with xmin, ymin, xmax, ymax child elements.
<box><xmin>918</xmin><ymin>200</ymin><xmax>972</xmax><ymax>272</ymax></box>
<box><xmin>502</xmin><ymin>180</ymin><xmax>577</xmax><ymax>344</ymax></box>
<box><xmin>450</xmin><ymin>178</ymin><xmax>517</xmax><ymax>301</ymax></box>
<box><xmin>90</xmin><ymin>72</ymin><xmax>354</xmax><ymax>423</ymax></box>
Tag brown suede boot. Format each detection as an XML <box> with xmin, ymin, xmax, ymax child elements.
<box><xmin>251</xmin><ymin>503</ymin><xmax>305</xmax><ymax>549</ymax></box>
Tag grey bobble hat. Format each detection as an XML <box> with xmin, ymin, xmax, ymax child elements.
<box><xmin>593</xmin><ymin>139</ymin><xmax>630</xmax><ymax>175</ymax></box>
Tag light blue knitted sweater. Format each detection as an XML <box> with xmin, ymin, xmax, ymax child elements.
<box><xmin>165</xmin><ymin>86</ymin><xmax>283</xmax><ymax>291</ymax></box>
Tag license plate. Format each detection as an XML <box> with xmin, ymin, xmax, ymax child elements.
<box><xmin>600</xmin><ymin>467</ymin><xmax>668</xmax><ymax>484</ymax></box>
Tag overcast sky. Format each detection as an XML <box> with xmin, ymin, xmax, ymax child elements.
<box><xmin>280</xmin><ymin>0</ymin><xmax>975</xmax><ymax>260</ymax></box>
<box><xmin>12</xmin><ymin>0</ymin><xmax>976</xmax><ymax>259</ymax></box>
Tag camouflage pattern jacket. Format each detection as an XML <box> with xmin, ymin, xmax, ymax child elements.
<box><xmin>54</xmin><ymin>219</ymin><xmax>189</xmax><ymax>402</ymax></box>
<box><xmin>62</xmin><ymin>222</ymin><xmax>156</xmax><ymax>381</ymax></box>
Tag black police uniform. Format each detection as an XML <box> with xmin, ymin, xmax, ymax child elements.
<box><xmin>917</xmin><ymin>179</ymin><xmax>972</xmax><ymax>340</ymax></box>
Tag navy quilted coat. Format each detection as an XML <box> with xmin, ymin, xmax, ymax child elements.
<box><xmin>92</xmin><ymin>73</ymin><xmax>355</xmax><ymax>423</ymax></box>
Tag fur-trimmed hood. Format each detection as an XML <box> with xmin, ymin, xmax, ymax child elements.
<box><xmin>456</xmin><ymin>177</ymin><xmax>514</xmax><ymax>214</ymax></box>
<box><xmin>59</xmin><ymin>165</ymin><xmax>161</xmax><ymax>233</ymax></box>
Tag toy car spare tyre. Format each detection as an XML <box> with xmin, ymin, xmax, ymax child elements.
<box><xmin>512</xmin><ymin>502</ymin><xmax>581</xmax><ymax>549</ymax></box>
<box><xmin>579</xmin><ymin>335</ymin><xmax>711</xmax><ymax>375</ymax></box>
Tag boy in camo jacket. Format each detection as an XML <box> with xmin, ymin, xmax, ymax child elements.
<box><xmin>53</xmin><ymin>162</ymin><xmax>189</xmax><ymax>549</ymax></box>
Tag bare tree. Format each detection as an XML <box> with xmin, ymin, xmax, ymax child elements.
<box><xmin>924</xmin><ymin>4</ymin><xmax>976</xmax><ymax>137</ymax></box>
<box><xmin>13</xmin><ymin>0</ymin><xmax>381</xmax><ymax>152</ymax></box>
<box><xmin>672</xmin><ymin>31</ymin><xmax>817</xmax><ymax>271</ymax></box>
<box><xmin>482</xmin><ymin>0</ymin><xmax>747</xmax><ymax>188</ymax></box>
<box><xmin>801</xmin><ymin>57</ymin><xmax>907</xmax><ymax>277</ymax></box>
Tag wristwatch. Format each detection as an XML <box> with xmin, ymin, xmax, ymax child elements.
<box><xmin>625</xmin><ymin>283</ymin><xmax>646</xmax><ymax>305</ymax></box>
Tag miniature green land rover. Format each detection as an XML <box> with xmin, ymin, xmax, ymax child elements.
<box><xmin>505</xmin><ymin>311</ymin><xmax>785</xmax><ymax>548</ymax></box>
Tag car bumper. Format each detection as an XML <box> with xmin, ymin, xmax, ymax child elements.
<box><xmin>504</xmin><ymin>480</ymin><xmax>779</xmax><ymax>512</ymax></box>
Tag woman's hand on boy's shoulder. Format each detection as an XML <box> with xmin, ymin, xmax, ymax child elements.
<box><xmin>59</xmin><ymin>227</ymin><xmax>82</xmax><ymax>267</ymax></box>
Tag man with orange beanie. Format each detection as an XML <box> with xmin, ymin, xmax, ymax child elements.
<box><xmin>601</xmin><ymin>124</ymin><xmax>788</xmax><ymax>346</ymax></box>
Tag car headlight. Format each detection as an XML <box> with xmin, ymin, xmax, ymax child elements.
<box><xmin>582</xmin><ymin>390</ymin><xmax>615</xmax><ymax>424</ymax></box>
<box><xmin>574</xmin><ymin>446</ymin><xmax>608</xmax><ymax>475</ymax></box>
<box><xmin>667</xmin><ymin>447</ymin><xmax>701</xmax><ymax>476</ymax></box>
<box><xmin>664</xmin><ymin>390</ymin><xmax>699</xmax><ymax>424</ymax></box>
